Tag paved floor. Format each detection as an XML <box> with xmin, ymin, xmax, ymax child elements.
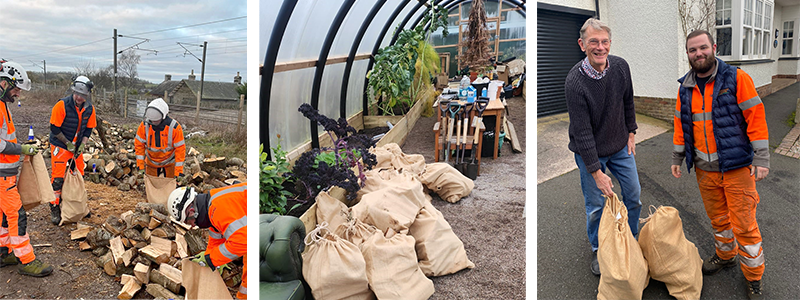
<box><xmin>537</xmin><ymin>83</ymin><xmax>800</xmax><ymax>299</ymax></box>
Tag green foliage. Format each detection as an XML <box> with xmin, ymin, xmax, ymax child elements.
<box><xmin>787</xmin><ymin>111</ymin><xmax>797</xmax><ymax>128</ymax></box>
<box><xmin>259</xmin><ymin>142</ymin><xmax>299</xmax><ymax>215</ymax></box>
<box><xmin>367</xmin><ymin>2</ymin><xmax>449</xmax><ymax>116</ymax></box>
<box><xmin>236</xmin><ymin>82</ymin><xmax>247</xmax><ymax>96</ymax></box>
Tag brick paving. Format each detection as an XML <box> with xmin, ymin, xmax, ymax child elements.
<box><xmin>776</xmin><ymin>124</ymin><xmax>800</xmax><ymax>158</ymax></box>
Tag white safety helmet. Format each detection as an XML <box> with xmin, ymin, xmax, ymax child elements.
<box><xmin>145</xmin><ymin>98</ymin><xmax>169</xmax><ymax>124</ymax></box>
<box><xmin>0</xmin><ymin>60</ymin><xmax>31</xmax><ymax>91</ymax></box>
<box><xmin>71</xmin><ymin>75</ymin><xmax>93</xmax><ymax>97</ymax></box>
<box><xmin>168</xmin><ymin>186</ymin><xmax>198</xmax><ymax>223</ymax></box>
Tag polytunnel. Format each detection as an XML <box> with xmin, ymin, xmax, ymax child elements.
<box><xmin>260</xmin><ymin>0</ymin><xmax>526</xmax><ymax>158</ymax></box>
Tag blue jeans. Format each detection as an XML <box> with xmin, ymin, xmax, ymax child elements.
<box><xmin>575</xmin><ymin>145</ymin><xmax>642</xmax><ymax>251</ymax></box>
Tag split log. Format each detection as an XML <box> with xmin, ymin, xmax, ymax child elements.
<box><xmin>139</xmin><ymin>245</ymin><xmax>170</xmax><ymax>265</ymax></box>
<box><xmin>123</xmin><ymin>228</ymin><xmax>144</xmax><ymax>242</ymax></box>
<box><xmin>141</xmin><ymin>228</ymin><xmax>151</xmax><ymax>241</ymax></box>
<box><xmin>105</xmin><ymin>161</ymin><xmax>117</xmax><ymax>174</ymax></box>
<box><xmin>224</xmin><ymin>179</ymin><xmax>239</xmax><ymax>185</ymax></box>
<box><xmin>159</xmin><ymin>263</ymin><xmax>183</xmax><ymax>287</ymax></box>
<box><xmin>146</xmin><ymin>284</ymin><xmax>183</xmax><ymax>300</ymax></box>
<box><xmin>149</xmin><ymin>209</ymin><xmax>169</xmax><ymax>224</ymax></box>
<box><xmin>71</xmin><ymin>227</ymin><xmax>92</xmax><ymax>240</ymax></box>
<box><xmin>120</xmin><ymin>274</ymin><xmax>137</xmax><ymax>286</ymax></box>
<box><xmin>87</xmin><ymin>228</ymin><xmax>114</xmax><ymax>248</ymax></box>
<box><xmin>98</xmin><ymin>251</ymin><xmax>117</xmax><ymax>276</ymax></box>
<box><xmin>118</xmin><ymin>278</ymin><xmax>141</xmax><ymax>299</ymax></box>
<box><xmin>188</xmin><ymin>147</ymin><xmax>200</xmax><ymax>156</ymax></box>
<box><xmin>132</xmin><ymin>256</ymin><xmax>151</xmax><ymax>267</ymax></box>
<box><xmin>120</xmin><ymin>210</ymin><xmax>134</xmax><ymax>227</ymax></box>
<box><xmin>149</xmin><ymin>269</ymin><xmax>182</xmax><ymax>295</ymax></box>
<box><xmin>230</xmin><ymin>170</ymin><xmax>246</xmax><ymax>179</ymax></box>
<box><xmin>191</xmin><ymin>171</ymin><xmax>208</xmax><ymax>184</ymax></box>
<box><xmin>132</xmin><ymin>213</ymin><xmax>151</xmax><ymax>229</ymax></box>
<box><xmin>226</xmin><ymin>157</ymin><xmax>244</xmax><ymax>167</ymax></box>
<box><xmin>76</xmin><ymin>223</ymin><xmax>92</xmax><ymax>230</ymax></box>
<box><xmin>103</xmin><ymin>215</ymin><xmax>127</xmax><ymax>236</ymax></box>
<box><xmin>150</xmin><ymin>236</ymin><xmax>175</xmax><ymax>258</ymax></box>
<box><xmin>134</xmin><ymin>263</ymin><xmax>150</xmax><ymax>284</ymax></box>
<box><xmin>121</xmin><ymin>238</ymin><xmax>131</xmax><ymax>248</ymax></box>
<box><xmin>148</xmin><ymin>218</ymin><xmax>162</xmax><ymax>230</ymax></box>
<box><xmin>122</xmin><ymin>248</ymin><xmax>137</xmax><ymax>267</ymax></box>
<box><xmin>185</xmin><ymin>228</ymin><xmax>208</xmax><ymax>256</ymax></box>
<box><xmin>79</xmin><ymin>241</ymin><xmax>92</xmax><ymax>251</ymax></box>
<box><xmin>209</xmin><ymin>178</ymin><xmax>226</xmax><ymax>188</ymax></box>
<box><xmin>92</xmin><ymin>247</ymin><xmax>109</xmax><ymax>257</ymax></box>
<box><xmin>151</xmin><ymin>223</ymin><xmax>176</xmax><ymax>239</ymax></box>
<box><xmin>202</xmin><ymin>156</ymin><xmax>226</xmax><ymax>170</ymax></box>
<box><xmin>110</xmin><ymin>236</ymin><xmax>126</xmax><ymax>266</ymax></box>
<box><xmin>174</xmin><ymin>234</ymin><xmax>188</xmax><ymax>258</ymax></box>
<box><xmin>136</xmin><ymin>203</ymin><xmax>168</xmax><ymax>216</ymax></box>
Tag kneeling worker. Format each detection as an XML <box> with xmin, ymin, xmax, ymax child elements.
<box><xmin>168</xmin><ymin>183</ymin><xmax>247</xmax><ymax>299</ymax></box>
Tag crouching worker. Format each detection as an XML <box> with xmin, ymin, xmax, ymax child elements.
<box><xmin>168</xmin><ymin>183</ymin><xmax>247</xmax><ymax>298</ymax></box>
<box><xmin>0</xmin><ymin>60</ymin><xmax>54</xmax><ymax>277</ymax></box>
<box><xmin>48</xmin><ymin>75</ymin><xmax>96</xmax><ymax>225</ymax></box>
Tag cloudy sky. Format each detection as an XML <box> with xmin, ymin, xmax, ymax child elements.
<box><xmin>0</xmin><ymin>0</ymin><xmax>247</xmax><ymax>85</ymax></box>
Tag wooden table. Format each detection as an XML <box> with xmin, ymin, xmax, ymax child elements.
<box><xmin>435</xmin><ymin>97</ymin><xmax>504</xmax><ymax>160</ymax></box>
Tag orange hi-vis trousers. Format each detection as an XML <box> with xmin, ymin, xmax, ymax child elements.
<box><xmin>0</xmin><ymin>176</ymin><xmax>35</xmax><ymax>264</ymax></box>
<box><xmin>696</xmin><ymin>166</ymin><xmax>764</xmax><ymax>281</ymax></box>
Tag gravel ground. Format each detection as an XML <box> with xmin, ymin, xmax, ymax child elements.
<box><xmin>401</xmin><ymin>96</ymin><xmax>526</xmax><ymax>299</ymax></box>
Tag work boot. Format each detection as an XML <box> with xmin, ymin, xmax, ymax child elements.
<box><xmin>17</xmin><ymin>259</ymin><xmax>53</xmax><ymax>277</ymax></box>
<box><xmin>49</xmin><ymin>203</ymin><xmax>61</xmax><ymax>225</ymax></box>
<box><xmin>702</xmin><ymin>253</ymin><xmax>737</xmax><ymax>275</ymax></box>
<box><xmin>0</xmin><ymin>252</ymin><xmax>19</xmax><ymax>267</ymax></box>
<box><xmin>746</xmin><ymin>279</ymin><xmax>763</xmax><ymax>299</ymax></box>
<box><xmin>591</xmin><ymin>250</ymin><xmax>600</xmax><ymax>276</ymax></box>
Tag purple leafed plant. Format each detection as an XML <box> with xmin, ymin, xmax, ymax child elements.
<box><xmin>291</xmin><ymin>103</ymin><xmax>377</xmax><ymax>201</ymax></box>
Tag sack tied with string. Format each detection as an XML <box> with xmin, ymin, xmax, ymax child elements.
<box><xmin>302</xmin><ymin>222</ymin><xmax>375</xmax><ymax>300</ymax></box>
<box><xmin>638</xmin><ymin>206</ymin><xmax>703</xmax><ymax>300</ymax></box>
<box><xmin>361</xmin><ymin>229</ymin><xmax>435</xmax><ymax>300</ymax></box>
<box><xmin>597</xmin><ymin>193</ymin><xmax>649</xmax><ymax>300</ymax></box>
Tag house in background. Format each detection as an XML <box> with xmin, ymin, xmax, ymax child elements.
<box><xmin>149</xmin><ymin>71</ymin><xmax>244</xmax><ymax>109</ymax></box>
<box><xmin>537</xmin><ymin>0</ymin><xmax>800</xmax><ymax>121</ymax></box>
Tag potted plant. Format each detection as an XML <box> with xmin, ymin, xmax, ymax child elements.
<box><xmin>260</xmin><ymin>138</ymin><xmax>305</xmax><ymax>215</ymax></box>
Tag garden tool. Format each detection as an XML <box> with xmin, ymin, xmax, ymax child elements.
<box><xmin>456</xmin><ymin>103</ymin><xmax>473</xmax><ymax>174</ymax></box>
<box><xmin>439</xmin><ymin>100</ymin><xmax>450</xmax><ymax>160</ymax></box>
<box><xmin>445</xmin><ymin>102</ymin><xmax>461</xmax><ymax>166</ymax></box>
<box><xmin>454</xmin><ymin>106</ymin><xmax>462</xmax><ymax>171</ymax></box>
<box><xmin>466</xmin><ymin>98</ymin><xmax>489</xmax><ymax>179</ymax></box>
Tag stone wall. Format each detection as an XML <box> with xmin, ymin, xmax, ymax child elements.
<box><xmin>634</xmin><ymin>96</ymin><xmax>675</xmax><ymax>122</ymax></box>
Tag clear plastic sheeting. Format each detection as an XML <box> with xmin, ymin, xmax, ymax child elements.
<box><xmin>376</xmin><ymin>1</ymin><xmax>418</xmax><ymax>50</ymax></box>
<box><xmin>268</xmin><ymin>68</ymin><xmax>315</xmax><ymax>155</ymax></box>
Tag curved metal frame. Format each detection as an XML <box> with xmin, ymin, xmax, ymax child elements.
<box><xmin>340</xmin><ymin>0</ymin><xmax>388</xmax><ymax>119</ymax></box>
<box><xmin>260</xmin><ymin>0</ymin><xmax>299</xmax><ymax>158</ymax></box>
<box><xmin>310</xmin><ymin>0</ymin><xmax>357</xmax><ymax>148</ymax></box>
<box><xmin>388</xmin><ymin>0</ymin><xmax>428</xmax><ymax>45</ymax></box>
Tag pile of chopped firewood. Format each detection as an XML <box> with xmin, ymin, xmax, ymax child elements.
<box><xmin>32</xmin><ymin>120</ymin><xmax>246</xmax><ymax>194</ymax></box>
<box><xmin>70</xmin><ymin>202</ymin><xmax>243</xmax><ymax>299</ymax></box>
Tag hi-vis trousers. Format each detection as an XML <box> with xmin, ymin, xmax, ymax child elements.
<box><xmin>0</xmin><ymin>176</ymin><xmax>35</xmax><ymax>264</ymax></box>
<box><xmin>696</xmin><ymin>166</ymin><xmax>764</xmax><ymax>281</ymax></box>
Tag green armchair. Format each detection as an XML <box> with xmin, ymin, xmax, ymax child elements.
<box><xmin>260</xmin><ymin>214</ymin><xmax>306</xmax><ymax>300</ymax></box>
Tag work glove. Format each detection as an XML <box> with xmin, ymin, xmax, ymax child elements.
<box><xmin>190</xmin><ymin>251</ymin><xmax>215</xmax><ymax>270</ymax></box>
<box><xmin>77</xmin><ymin>143</ymin><xmax>85</xmax><ymax>153</ymax></box>
<box><xmin>21</xmin><ymin>144</ymin><xmax>38</xmax><ymax>156</ymax></box>
<box><xmin>65</xmin><ymin>141</ymin><xmax>76</xmax><ymax>152</ymax></box>
<box><xmin>216</xmin><ymin>263</ymin><xmax>230</xmax><ymax>276</ymax></box>
<box><xmin>138</xmin><ymin>169</ymin><xmax>145</xmax><ymax>178</ymax></box>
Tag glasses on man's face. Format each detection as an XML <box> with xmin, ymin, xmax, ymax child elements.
<box><xmin>588</xmin><ymin>39</ymin><xmax>611</xmax><ymax>47</ymax></box>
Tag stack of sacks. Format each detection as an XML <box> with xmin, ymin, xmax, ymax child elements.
<box><xmin>369</xmin><ymin>143</ymin><xmax>474</xmax><ymax>203</ymax></box>
<box><xmin>302</xmin><ymin>222</ymin><xmax>375</xmax><ymax>300</ymax></box>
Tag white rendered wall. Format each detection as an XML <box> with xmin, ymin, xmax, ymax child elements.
<box><xmin>605</xmin><ymin>1</ymin><xmax>683</xmax><ymax>98</ymax></box>
<box><xmin>537</xmin><ymin>0</ymin><xmax>596</xmax><ymax>12</ymax></box>
<box><xmin>739</xmin><ymin>62</ymin><xmax>777</xmax><ymax>87</ymax></box>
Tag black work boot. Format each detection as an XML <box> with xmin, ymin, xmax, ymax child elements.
<box><xmin>702</xmin><ymin>253</ymin><xmax>737</xmax><ymax>275</ymax></box>
<box><xmin>0</xmin><ymin>248</ymin><xmax>19</xmax><ymax>267</ymax></box>
<box><xmin>17</xmin><ymin>259</ymin><xmax>53</xmax><ymax>277</ymax></box>
<box><xmin>591</xmin><ymin>250</ymin><xmax>600</xmax><ymax>276</ymax></box>
<box><xmin>49</xmin><ymin>203</ymin><xmax>61</xmax><ymax>225</ymax></box>
<box><xmin>746</xmin><ymin>279</ymin><xmax>763</xmax><ymax>299</ymax></box>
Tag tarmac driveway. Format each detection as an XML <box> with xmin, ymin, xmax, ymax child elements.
<box><xmin>537</xmin><ymin>83</ymin><xmax>800</xmax><ymax>299</ymax></box>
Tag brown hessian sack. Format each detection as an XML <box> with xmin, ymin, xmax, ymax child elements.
<box><xmin>370</xmin><ymin>143</ymin><xmax>426</xmax><ymax>175</ymax></box>
<box><xmin>597</xmin><ymin>193</ymin><xmax>649</xmax><ymax>300</ymax></box>
<box><xmin>351</xmin><ymin>171</ymin><xmax>427</xmax><ymax>233</ymax></box>
<box><xmin>315</xmin><ymin>190</ymin><xmax>350</xmax><ymax>233</ymax></box>
<box><xmin>144</xmin><ymin>174</ymin><xmax>176</xmax><ymax>205</ymax></box>
<box><xmin>334</xmin><ymin>218</ymin><xmax>379</xmax><ymax>249</ymax></box>
<box><xmin>361</xmin><ymin>229</ymin><xmax>435</xmax><ymax>300</ymax></box>
<box><xmin>302</xmin><ymin>222</ymin><xmax>375</xmax><ymax>300</ymax></box>
<box><xmin>182</xmin><ymin>258</ymin><xmax>233</xmax><ymax>300</ymax></box>
<box><xmin>638</xmin><ymin>206</ymin><xmax>702</xmax><ymax>300</ymax></box>
<box><xmin>18</xmin><ymin>153</ymin><xmax>55</xmax><ymax>211</ymax></box>
<box><xmin>418</xmin><ymin>163</ymin><xmax>474</xmax><ymax>203</ymax></box>
<box><xmin>408</xmin><ymin>202</ymin><xmax>475</xmax><ymax>277</ymax></box>
<box><xmin>60</xmin><ymin>160</ymin><xmax>89</xmax><ymax>226</ymax></box>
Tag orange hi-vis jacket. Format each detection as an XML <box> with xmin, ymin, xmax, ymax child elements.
<box><xmin>673</xmin><ymin>64</ymin><xmax>769</xmax><ymax>172</ymax></box>
<box><xmin>0</xmin><ymin>100</ymin><xmax>21</xmax><ymax>177</ymax></box>
<box><xmin>204</xmin><ymin>182</ymin><xmax>247</xmax><ymax>267</ymax></box>
<box><xmin>134</xmin><ymin>117</ymin><xmax>185</xmax><ymax>175</ymax></box>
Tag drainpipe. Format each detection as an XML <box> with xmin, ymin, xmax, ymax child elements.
<box><xmin>595</xmin><ymin>0</ymin><xmax>600</xmax><ymax>19</ymax></box>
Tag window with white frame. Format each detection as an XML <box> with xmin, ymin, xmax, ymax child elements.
<box><xmin>716</xmin><ymin>0</ymin><xmax>773</xmax><ymax>59</ymax></box>
<box><xmin>783</xmin><ymin>21</ymin><xmax>794</xmax><ymax>55</ymax></box>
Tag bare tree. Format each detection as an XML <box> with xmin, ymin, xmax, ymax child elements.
<box><xmin>459</xmin><ymin>0</ymin><xmax>492</xmax><ymax>72</ymax></box>
<box><xmin>679</xmin><ymin>0</ymin><xmax>716</xmax><ymax>40</ymax></box>
<box><xmin>117</xmin><ymin>49</ymin><xmax>141</xmax><ymax>90</ymax></box>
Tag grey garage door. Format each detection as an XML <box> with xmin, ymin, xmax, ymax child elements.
<box><xmin>537</xmin><ymin>5</ymin><xmax>594</xmax><ymax>117</ymax></box>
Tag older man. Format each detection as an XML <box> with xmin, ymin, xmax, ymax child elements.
<box><xmin>564</xmin><ymin>18</ymin><xmax>641</xmax><ymax>276</ymax></box>
<box><xmin>672</xmin><ymin>30</ymin><xmax>768</xmax><ymax>299</ymax></box>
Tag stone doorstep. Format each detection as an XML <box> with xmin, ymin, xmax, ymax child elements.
<box><xmin>776</xmin><ymin>124</ymin><xmax>800</xmax><ymax>159</ymax></box>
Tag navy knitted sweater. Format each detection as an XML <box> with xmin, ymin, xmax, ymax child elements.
<box><xmin>565</xmin><ymin>55</ymin><xmax>638</xmax><ymax>173</ymax></box>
